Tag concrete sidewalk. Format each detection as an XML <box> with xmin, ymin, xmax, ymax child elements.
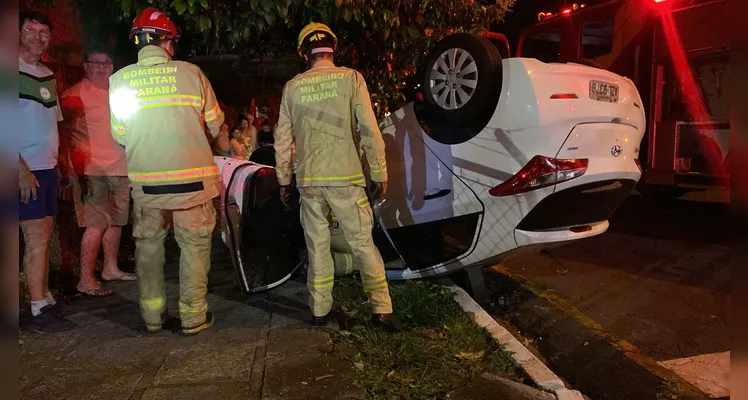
<box><xmin>20</xmin><ymin>233</ymin><xmax>555</xmax><ymax>400</ymax></box>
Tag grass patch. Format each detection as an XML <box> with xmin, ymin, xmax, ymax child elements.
<box><xmin>331</xmin><ymin>277</ymin><xmax>523</xmax><ymax>399</ymax></box>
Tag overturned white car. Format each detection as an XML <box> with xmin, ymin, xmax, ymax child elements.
<box><xmin>217</xmin><ymin>33</ymin><xmax>645</xmax><ymax>293</ymax></box>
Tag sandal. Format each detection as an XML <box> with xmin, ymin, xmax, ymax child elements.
<box><xmin>77</xmin><ymin>287</ymin><xmax>113</xmax><ymax>297</ymax></box>
<box><xmin>101</xmin><ymin>271</ymin><xmax>137</xmax><ymax>282</ymax></box>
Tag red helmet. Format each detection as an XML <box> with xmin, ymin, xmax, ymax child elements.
<box><xmin>129</xmin><ymin>7</ymin><xmax>179</xmax><ymax>41</ymax></box>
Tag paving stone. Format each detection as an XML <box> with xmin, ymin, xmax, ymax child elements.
<box><xmin>153</xmin><ymin>330</ymin><xmax>258</xmax><ymax>385</ymax></box>
<box><xmin>140</xmin><ymin>384</ymin><xmax>252</xmax><ymax>400</ymax></box>
<box><xmin>23</xmin><ymin>369</ymin><xmax>142</xmax><ymax>400</ymax></box>
<box><xmin>262</xmin><ymin>329</ymin><xmax>360</xmax><ymax>400</ymax></box>
<box><xmin>59</xmin><ymin>335</ymin><xmax>170</xmax><ymax>371</ymax></box>
<box><xmin>20</xmin><ymin>330</ymin><xmax>83</xmax><ymax>393</ymax></box>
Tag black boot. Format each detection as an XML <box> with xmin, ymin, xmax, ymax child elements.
<box><xmin>310</xmin><ymin>314</ymin><xmax>328</xmax><ymax>327</ymax></box>
<box><xmin>371</xmin><ymin>313</ymin><xmax>401</xmax><ymax>332</ymax></box>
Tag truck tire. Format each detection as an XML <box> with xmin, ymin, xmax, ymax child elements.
<box><xmin>420</xmin><ymin>33</ymin><xmax>503</xmax><ymax>130</ymax></box>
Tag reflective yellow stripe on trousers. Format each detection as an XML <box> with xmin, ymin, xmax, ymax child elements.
<box><xmin>142</xmin><ymin>296</ymin><xmax>166</xmax><ymax>311</ymax></box>
<box><xmin>362</xmin><ymin>276</ymin><xmax>387</xmax><ymax>290</ymax></box>
<box><xmin>311</xmin><ymin>275</ymin><xmax>334</xmax><ymax>289</ymax></box>
<box><xmin>179</xmin><ymin>300</ymin><xmax>208</xmax><ymax>315</ymax></box>
<box><xmin>298</xmin><ymin>173</ymin><xmax>366</xmax><ymax>186</ymax></box>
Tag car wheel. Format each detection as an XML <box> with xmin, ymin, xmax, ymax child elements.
<box><xmin>420</xmin><ymin>33</ymin><xmax>503</xmax><ymax>130</ymax></box>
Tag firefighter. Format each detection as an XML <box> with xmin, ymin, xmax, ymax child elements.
<box><xmin>274</xmin><ymin>22</ymin><xmax>400</xmax><ymax>332</ymax></box>
<box><xmin>109</xmin><ymin>7</ymin><xmax>225</xmax><ymax>335</ymax></box>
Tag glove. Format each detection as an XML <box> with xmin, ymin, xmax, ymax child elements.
<box><xmin>369</xmin><ymin>181</ymin><xmax>388</xmax><ymax>202</ymax></box>
<box><xmin>279</xmin><ymin>184</ymin><xmax>295</xmax><ymax>209</ymax></box>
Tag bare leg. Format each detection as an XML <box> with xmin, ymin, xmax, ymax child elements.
<box><xmin>20</xmin><ymin>217</ymin><xmax>54</xmax><ymax>301</ymax></box>
<box><xmin>77</xmin><ymin>227</ymin><xmax>106</xmax><ymax>290</ymax></box>
<box><xmin>101</xmin><ymin>226</ymin><xmax>132</xmax><ymax>279</ymax></box>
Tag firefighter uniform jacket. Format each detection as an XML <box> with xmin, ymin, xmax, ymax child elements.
<box><xmin>109</xmin><ymin>45</ymin><xmax>225</xmax><ymax>209</ymax></box>
<box><xmin>274</xmin><ymin>59</ymin><xmax>387</xmax><ymax>188</ymax></box>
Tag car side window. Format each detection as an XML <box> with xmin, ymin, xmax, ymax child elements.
<box><xmin>522</xmin><ymin>28</ymin><xmax>561</xmax><ymax>63</ymax></box>
<box><xmin>581</xmin><ymin>18</ymin><xmax>614</xmax><ymax>59</ymax></box>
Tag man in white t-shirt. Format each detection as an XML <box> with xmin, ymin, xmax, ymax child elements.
<box><xmin>59</xmin><ymin>48</ymin><xmax>134</xmax><ymax>298</ymax></box>
<box><xmin>18</xmin><ymin>11</ymin><xmax>75</xmax><ymax>332</ymax></box>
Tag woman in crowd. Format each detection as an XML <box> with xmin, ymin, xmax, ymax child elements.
<box><xmin>230</xmin><ymin>126</ymin><xmax>249</xmax><ymax>159</ymax></box>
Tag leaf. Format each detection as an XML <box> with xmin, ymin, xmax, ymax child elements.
<box><xmin>387</xmin><ymin>370</ymin><xmax>396</xmax><ymax>378</ymax></box>
<box><xmin>264</xmin><ymin>13</ymin><xmax>275</xmax><ymax>25</ymax></box>
<box><xmin>456</xmin><ymin>351</ymin><xmax>485</xmax><ymax>360</ymax></box>
<box><xmin>315</xmin><ymin>374</ymin><xmax>334</xmax><ymax>381</ymax></box>
<box><xmin>335</xmin><ymin>0</ymin><xmax>344</xmax><ymax>6</ymax></box>
<box><xmin>250</xmin><ymin>0</ymin><xmax>260</xmax><ymax>9</ymax></box>
<box><xmin>188</xmin><ymin>0</ymin><xmax>196</xmax><ymax>14</ymax></box>
<box><xmin>354</xmin><ymin>362</ymin><xmax>365</xmax><ymax>370</ymax></box>
<box><xmin>343</xmin><ymin>8</ymin><xmax>352</xmax><ymax>22</ymax></box>
<box><xmin>171</xmin><ymin>0</ymin><xmax>186</xmax><ymax>15</ymax></box>
<box><xmin>200</xmin><ymin>0</ymin><xmax>208</xmax><ymax>8</ymax></box>
<box><xmin>121</xmin><ymin>0</ymin><xmax>132</xmax><ymax>14</ymax></box>
<box><xmin>261</xmin><ymin>0</ymin><xmax>273</xmax><ymax>11</ymax></box>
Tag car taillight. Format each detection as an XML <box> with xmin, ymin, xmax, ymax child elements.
<box><xmin>489</xmin><ymin>155</ymin><xmax>589</xmax><ymax>197</ymax></box>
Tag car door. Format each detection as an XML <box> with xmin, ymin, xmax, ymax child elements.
<box><xmin>375</xmin><ymin>103</ymin><xmax>485</xmax><ymax>273</ymax></box>
<box><xmin>216</xmin><ymin>156</ymin><xmax>304</xmax><ymax>293</ymax></box>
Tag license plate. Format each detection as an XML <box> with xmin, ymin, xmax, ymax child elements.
<box><xmin>589</xmin><ymin>80</ymin><xmax>619</xmax><ymax>103</ymax></box>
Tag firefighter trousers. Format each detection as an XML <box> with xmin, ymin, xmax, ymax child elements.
<box><xmin>330</xmin><ymin>212</ymin><xmax>359</xmax><ymax>276</ymax></box>
<box><xmin>133</xmin><ymin>200</ymin><xmax>216</xmax><ymax>329</ymax></box>
<box><xmin>299</xmin><ymin>186</ymin><xmax>393</xmax><ymax>317</ymax></box>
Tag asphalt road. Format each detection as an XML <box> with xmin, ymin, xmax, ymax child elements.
<box><xmin>484</xmin><ymin>191</ymin><xmax>730</xmax><ymax>399</ymax></box>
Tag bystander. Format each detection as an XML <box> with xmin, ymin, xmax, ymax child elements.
<box><xmin>59</xmin><ymin>47</ymin><xmax>133</xmax><ymax>298</ymax></box>
<box><xmin>18</xmin><ymin>12</ymin><xmax>75</xmax><ymax>332</ymax></box>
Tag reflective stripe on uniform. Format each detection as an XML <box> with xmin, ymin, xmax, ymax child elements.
<box><xmin>129</xmin><ymin>165</ymin><xmax>220</xmax><ymax>183</ymax></box>
<box><xmin>179</xmin><ymin>300</ymin><xmax>208</xmax><ymax>315</ymax></box>
<box><xmin>298</xmin><ymin>173</ymin><xmax>366</xmax><ymax>185</ymax></box>
<box><xmin>362</xmin><ymin>276</ymin><xmax>387</xmax><ymax>290</ymax></box>
<box><xmin>311</xmin><ymin>275</ymin><xmax>334</xmax><ymax>289</ymax></box>
<box><xmin>142</xmin><ymin>296</ymin><xmax>166</xmax><ymax>311</ymax></box>
<box><xmin>356</xmin><ymin>196</ymin><xmax>370</xmax><ymax>209</ymax></box>
<box><xmin>369</xmin><ymin>160</ymin><xmax>387</xmax><ymax>174</ymax></box>
<box><xmin>344</xmin><ymin>253</ymin><xmax>353</xmax><ymax>274</ymax></box>
<box><xmin>112</xmin><ymin>123</ymin><xmax>126</xmax><ymax>135</ymax></box>
<box><xmin>139</xmin><ymin>95</ymin><xmax>202</xmax><ymax>109</ymax></box>
<box><xmin>204</xmin><ymin>104</ymin><xmax>220</xmax><ymax>122</ymax></box>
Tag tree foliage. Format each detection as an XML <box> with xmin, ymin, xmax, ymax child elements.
<box><xmin>79</xmin><ymin>0</ymin><xmax>516</xmax><ymax>113</ymax></box>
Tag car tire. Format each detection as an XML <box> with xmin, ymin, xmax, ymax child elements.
<box><xmin>567</xmin><ymin>58</ymin><xmax>604</xmax><ymax>69</ymax></box>
<box><xmin>420</xmin><ymin>33</ymin><xmax>503</xmax><ymax>130</ymax></box>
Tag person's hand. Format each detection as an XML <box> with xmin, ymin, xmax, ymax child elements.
<box><xmin>59</xmin><ymin>175</ymin><xmax>73</xmax><ymax>202</ymax></box>
<box><xmin>279</xmin><ymin>184</ymin><xmax>295</xmax><ymax>209</ymax></box>
<box><xmin>369</xmin><ymin>181</ymin><xmax>388</xmax><ymax>202</ymax></box>
<box><xmin>19</xmin><ymin>168</ymin><xmax>39</xmax><ymax>204</ymax></box>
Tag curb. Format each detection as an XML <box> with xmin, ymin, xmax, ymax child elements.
<box><xmin>448</xmin><ymin>283</ymin><xmax>585</xmax><ymax>400</ymax></box>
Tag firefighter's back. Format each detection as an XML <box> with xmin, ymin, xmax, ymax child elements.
<box><xmin>285</xmin><ymin>64</ymin><xmax>366</xmax><ymax>188</ymax></box>
<box><xmin>110</xmin><ymin>53</ymin><xmax>220</xmax><ymax>209</ymax></box>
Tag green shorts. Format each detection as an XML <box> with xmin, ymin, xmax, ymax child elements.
<box><xmin>73</xmin><ymin>175</ymin><xmax>131</xmax><ymax>229</ymax></box>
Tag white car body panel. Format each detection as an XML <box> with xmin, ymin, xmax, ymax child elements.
<box><xmin>217</xmin><ymin>57</ymin><xmax>646</xmax><ymax>282</ymax></box>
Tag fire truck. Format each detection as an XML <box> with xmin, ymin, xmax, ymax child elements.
<box><xmin>515</xmin><ymin>0</ymin><xmax>730</xmax><ymax>200</ymax></box>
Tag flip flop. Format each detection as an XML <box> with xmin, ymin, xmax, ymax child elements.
<box><xmin>77</xmin><ymin>287</ymin><xmax>113</xmax><ymax>297</ymax></box>
<box><xmin>102</xmin><ymin>272</ymin><xmax>137</xmax><ymax>282</ymax></box>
